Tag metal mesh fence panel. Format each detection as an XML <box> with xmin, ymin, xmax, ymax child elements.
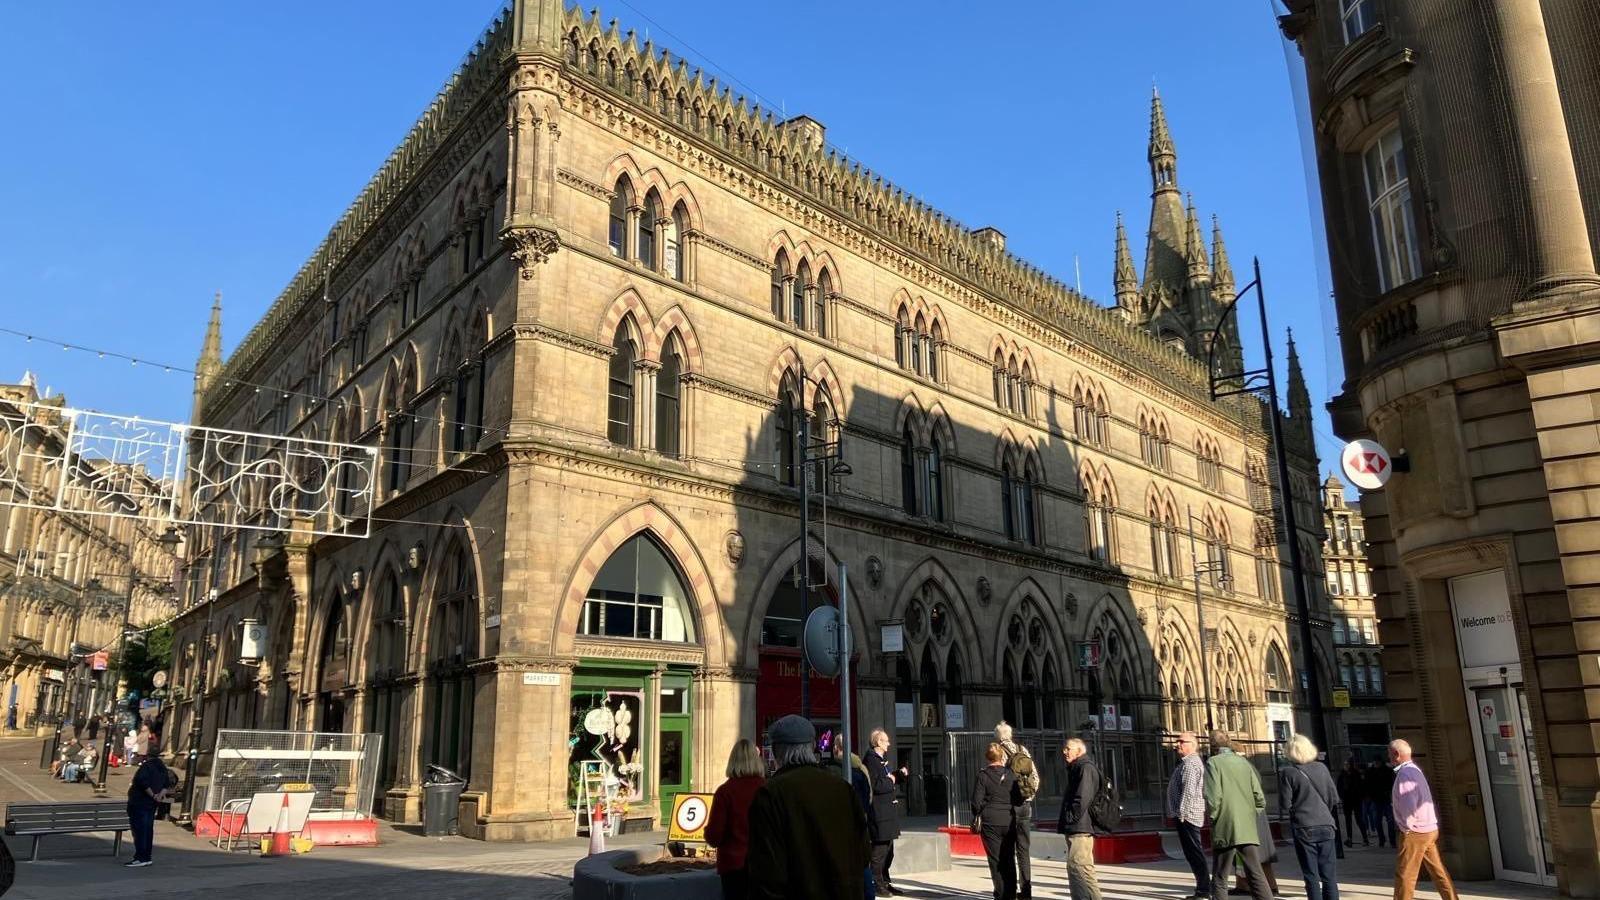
<box><xmin>203</xmin><ymin>729</ymin><xmax>382</xmax><ymax>820</ymax></box>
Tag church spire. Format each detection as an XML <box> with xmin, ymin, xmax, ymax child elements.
<box><xmin>193</xmin><ymin>292</ymin><xmax>223</xmax><ymax>420</ymax></box>
<box><xmin>1286</xmin><ymin>327</ymin><xmax>1313</xmax><ymax>442</ymax></box>
<box><xmin>1148</xmin><ymin>86</ymin><xmax>1177</xmax><ymax>195</ymax></box>
<box><xmin>1114</xmin><ymin>211</ymin><xmax>1139</xmax><ymax>319</ymax></box>
<box><xmin>1211</xmin><ymin>215</ymin><xmax>1235</xmax><ymax>301</ymax></box>
<box><xmin>1184</xmin><ymin>196</ymin><xmax>1210</xmax><ymax>285</ymax></box>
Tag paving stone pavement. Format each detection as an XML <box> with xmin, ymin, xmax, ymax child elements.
<box><xmin>0</xmin><ymin>736</ymin><xmax>1556</xmax><ymax>899</ymax></box>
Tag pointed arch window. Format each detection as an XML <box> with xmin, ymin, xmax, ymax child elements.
<box><xmin>667</xmin><ymin>202</ymin><xmax>688</xmax><ymax>281</ymax></box>
<box><xmin>926</xmin><ymin>437</ymin><xmax>945</xmax><ymax>522</ymax></box>
<box><xmin>367</xmin><ymin>572</ymin><xmax>405</xmax><ymax>793</ymax></box>
<box><xmin>607</xmin><ymin>326</ymin><xmax>636</xmax><ymax>447</ymax></box>
<box><xmin>656</xmin><ymin>341</ymin><xmax>682</xmax><ymax>458</ymax></box>
<box><xmin>912</xmin><ymin>314</ymin><xmax>927</xmax><ymax>376</ymax></box>
<box><xmin>1001</xmin><ymin>461</ymin><xmax>1017</xmax><ymax>540</ymax></box>
<box><xmin>581</xmin><ymin>533</ymin><xmax>697</xmax><ymax>642</ymax></box>
<box><xmin>792</xmin><ymin>261</ymin><xmax>810</xmax><ymax>329</ymax></box>
<box><xmin>316</xmin><ymin>597</ymin><xmax>349</xmax><ymax>733</ymax></box>
<box><xmin>429</xmin><ymin>544</ymin><xmax>478</xmax><ymax>777</ymax></box>
<box><xmin>919</xmin><ymin>651</ymin><xmax>943</xmax><ymax>729</ymax></box>
<box><xmin>775</xmin><ymin>379</ymin><xmax>797</xmax><ymax>486</ymax></box>
<box><xmin>901</xmin><ymin>428</ymin><xmax>919</xmax><ymax>516</ymax></box>
<box><xmin>993</xmin><ymin>352</ymin><xmax>1009</xmax><ymax>410</ymax></box>
<box><xmin>639</xmin><ymin>190</ymin><xmax>661</xmax><ymax>271</ymax></box>
<box><xmin>1018</xmin><ymin>363</ymin><xmax>1034</xmax><ymax>418</ymax></box>
<box><xmin>809</xmin><ymin>393</ymin><xmax>833</xmax><ymax>490</ymax></box>
<box><xmin>1265</xmin><ymin>646</ymin><xmax>1291</xmax><ymax>704</ymax></box>
<box><xmin>814</xmin><ymin>269</ymin><xmax>831</xmax><ymax>338</ymax></box>
<box><xmin>772</xmin><ymin>252</ymin><xmax>790</xmax><ymax>321</ymax></box>
<box><xmin>1017</xmin><ymin>460</ymin><xmax>1039</xmax><ymax>546</ymax></box>
<box><xmin>928</xmin><ymin>321</ymin><xmax>943</xmax><ymax>382</ymax></box>
<box><xmin>609</xmin><ymin>176</ymin><xmax>632</xmax><ymax>258</ymax></box>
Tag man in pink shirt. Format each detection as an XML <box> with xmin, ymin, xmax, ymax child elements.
<box><xmin>1388</xmin><ymin>739</ymin><xmax>1459</xmax><ymax>900</ymax></box>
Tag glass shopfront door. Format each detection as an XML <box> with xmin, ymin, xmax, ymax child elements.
<box><xmin>1466</xmin><ymin>682</ymin><xmax>1553</xmax><ymax>884</ymax></box>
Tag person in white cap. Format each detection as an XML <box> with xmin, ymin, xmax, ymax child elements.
<box><xmin>746</xmin><ymin>715</ymin><xmax>871</xmax><ymax>900</ymax></box>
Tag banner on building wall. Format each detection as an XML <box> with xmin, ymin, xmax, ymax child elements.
<box><xmin>1450</xmin><ymin>570</ymin><xmax>1517</xmax><ymax>669</ymax></box>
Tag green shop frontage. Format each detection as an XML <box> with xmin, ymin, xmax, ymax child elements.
<box><xmin>567</xmin><ymin>659</ymin><xmax>696</xmax><ymax>829</ymax></box>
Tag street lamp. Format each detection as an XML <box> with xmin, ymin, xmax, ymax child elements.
<box><xmin>1205</xmin><ymin>258</ymin><xmax>1329</xmax><ymax>750</ymax></box>
<box><xmin>1186</xmin><ymin>507</ymin><xmax>1224</xmax><ymax>733</ymax></box>
<box><xmin>789</xmin><ymin>383</ymin><xmax>850</xmax><ymax>721</ymax></box>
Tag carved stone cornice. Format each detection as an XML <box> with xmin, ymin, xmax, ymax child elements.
<box><xmin>503</xmin><ymin>225</ymin><xmax>561</xmax><ymax>279</ymax></box>
<box><xmin>557</xmin><ymin>169</ymin><xmax>612</xmax><ymax>201</ymax></box>
<box><xmin>574</xmin><ymin>637</ymin><xmax>705</xmax><ymax>666</ymax></box>
<box><xmin>680</xmin><ymin>373</ymin><xmax>771</xmax><ymax>408</ymax></box>
<box><xmin>837</xmin><ymin>294</ymin><xmax>895</xmax><ymax>326</ymax></box>
<box><xmin>512</xmin><ymin>323</ymin><xmax>612</xmax><ymax>358</ymax></box>
<box><xmin>696</xmin><ymin>232</ymin><xmax>770</xmax><ymax>271</ymax></box>
<box><xmin>693</xmin><ymin>665</ymin><xmax>759</xmax><ymax>683</ymax></box>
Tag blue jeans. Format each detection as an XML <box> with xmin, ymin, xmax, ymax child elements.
<box><xmin>127</xmin><ymin>802</ymin><xmax>156</xmax><ymax>862</ymax></box>
<box><xmin>61</xmin><ymin>763</ymin><xmax>78</xmax><ymax>782</ymax></box>
<box><xmin>1292</xmin><ymin>825</ymin><xmax>1339</xmax><ymax>900</ymax></box>
<box><xmin>1362</xmin><ymin>800</ymin><xmax>1395</xmax><ymax>845</ymax></box>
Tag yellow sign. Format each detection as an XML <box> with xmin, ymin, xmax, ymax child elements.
<box><xmin>1332</xmin><ymin>689</ymin><xmax>1351</xmax><ymax>709</ymax></box>
<box><xmin>280</xmin><ymin>783</ymin><xmax>315</xmax><ymax>792</ymax></box>
<box><xmin>667</xmin><ymin>792</ymin><xmax>714</xmax><ymax>843</ymax></box>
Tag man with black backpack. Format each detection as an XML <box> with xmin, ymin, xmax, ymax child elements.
<box><xmin>992</xmin><ymin>722</ymin><xmax>1038</xmax><ymax>899</ymax></box>
<box><xmin>1057</xmin><ymin>738</ymin><xmax>1103</xmax><ymax>900</ymax></box>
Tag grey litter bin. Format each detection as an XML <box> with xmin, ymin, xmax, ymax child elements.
<box><xmin>422</xmin><ymin>764</ymin><xmax>466</xmax><ymax>836</ymax></box>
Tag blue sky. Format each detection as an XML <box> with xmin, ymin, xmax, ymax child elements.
<box><xmin>0</xmin><ymin>1</ymin><xmax>1343</xmax><ymax>469</ymax></box>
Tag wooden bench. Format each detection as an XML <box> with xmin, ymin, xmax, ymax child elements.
<box><xmin>4</xmin><ymin>801</ymin><xmax>129</xmax><ymax>861</ymax></box>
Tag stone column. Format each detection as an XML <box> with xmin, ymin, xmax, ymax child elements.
<box><xmin>1488</xmin><ymin>0</ymin><xmax>1600</xmax><ymax>298</ymax></box>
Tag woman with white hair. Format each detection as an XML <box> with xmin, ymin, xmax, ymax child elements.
<box><xmin>1279</xmin><ymin>734</ymin><xmax>1343</xmax><ymax>900</ymax></box>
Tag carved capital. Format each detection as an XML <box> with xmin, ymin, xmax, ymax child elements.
<box><xmin>502</xmin><ymin>225</ymin><xmax>560</xmax><ymax>278</ymax></box>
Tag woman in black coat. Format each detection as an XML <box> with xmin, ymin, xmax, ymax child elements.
<box><xmin>863</xmin><ymin>729</ymin><xmax>901</xmax><ymax>896</ymax></box>
<box><xmin>971</xmin><ymin>742</ymin><xmax>1019</xmax><ymax>900</ymax></box>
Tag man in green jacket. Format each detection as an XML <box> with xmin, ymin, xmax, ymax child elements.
<box><xmin>1203</xmin><ymin>731</ymin><xmax>1272</xmax><ymax>900</ymax></box>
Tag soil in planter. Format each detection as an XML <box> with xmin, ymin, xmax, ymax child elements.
<box><xmin>619</xmin><ymin>858</ymin><xmax>716</xmax><ymax>876</ymax></box>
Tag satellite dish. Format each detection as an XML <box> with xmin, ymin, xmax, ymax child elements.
<box><xmin>802</xmin><ymin>606</ymin><xmax>850</xmax><ymax>678</ymax></box>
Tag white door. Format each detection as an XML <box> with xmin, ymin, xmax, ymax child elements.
<box><xmin>1467</xmin><ymin>683</ymin><xmax>1554</xmax><ymax>884</ymax></box>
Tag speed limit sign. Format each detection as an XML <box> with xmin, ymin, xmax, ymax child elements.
<box><xmin>668</xmin><ymin>793</ymin><xmax>714</xmax><ymax>843</ymax></box>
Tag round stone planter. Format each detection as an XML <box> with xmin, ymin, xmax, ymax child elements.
<box><xmin>572</xmin><ymin>847</ymin><xmax>720</xmax><ymax>900</ymax></box>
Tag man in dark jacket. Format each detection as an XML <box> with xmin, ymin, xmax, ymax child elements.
<box><xmin>747</xmin><ymin>715</ymin><xmax>870</xmax><ymax>900</ymax></box>
<box><xmin>863</xmin><ymin>729</ymin><xmax>902</xmax><ymax>896</ymax></box>
<box><xmin>1363</xmin><ymin>760</ymin><xmax>1396</xmax><ymax>847</ymax></box>
<box><xmin>1337</xmin><ymin>758</ymin><xmax>1367</xmax><ymax>846</ymax></box>
<box><xmin>1056</xmin><ymin>738</ymin><xmax>1102</xmax><ymax>900</ymax></box>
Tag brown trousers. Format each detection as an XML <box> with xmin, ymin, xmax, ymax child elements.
<box><xmin>1394</xmin><ymin>829</ymin><xmax>1459</xmax><ymax>900</ymax></box>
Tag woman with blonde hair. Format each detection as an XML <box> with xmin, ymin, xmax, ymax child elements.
<box><xmin>1279</xmin><ymin>734</ymin><xmax>1343</xmax><ymax>900</ymax></box>
<box><xmin>705</xmin><ymin>738</ymin><xmax>767</xmax><ymax>900</ymax></box>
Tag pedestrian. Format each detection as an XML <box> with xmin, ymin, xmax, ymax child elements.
<box><xmin>1233</xmin><ymin>807</ymin><xmax>1281</xmax><ymax>897</ymax></box>
<box><xmin>125</xmin><ymin>753</ymin><xmax>172</xmax><ymax>867</ymax></box>
<box><xmin>1336</xmin><ymin>758</ymin><xmax>1367</xmax><ymax>847</ymax></box>
<box><xmin>704</xmin><ymin>738</ymin><xmax>766</xmax><ymax>900</ymax></box>
<box><xmin>1057</xmin><ymin>737</ymin><xmax>1103</xmax><ymax>900</ymax></box>
<box><xmin>745</xmin><ymin>715</ymin><xmax>870</xmax><ymax>900</ymax></box>
<box><xmin>1167</xmin><ymin>731</ymin><xmax>1211</xmax><ymax>900</ymax></box>
<box><xmin>51</xmin><ymin>738</ymin><xmax>80</xmax><ymax>779</ymax></box>
<box><xmin>862</xmin><ymin>729</ymin><xmax>903</xmax><ymax>896</ymax></box>
<box><xmin>1363</xmin><ymin>760</ymin><xmax>1395</xmax><ymax>847</ymax></box>
<box><xmin>992</xmin><ymin>721</ymin><xmax>1038</xmax><ymax>899</ymax></box>
<box><xmin>1203</xmin><ymin>731</ymin><xmax>1272</xmax><ymax>900</ymax></box>
<box><xmin>970</xmin><ymin>742</ymin><xmax>1018</xmax><ymax>900</ymax></box>
<box><xmin>86</xmin><ymin>715</ymin><xmax>100</xmax><ymax>741</ymax></box>
<box><xmin>1279</xmin><ymin>735</ymin><xmax>1341</xmax><ymax>900</ymax></box>
<box><xmin>6</xmin><ymin>703</ymin><xmax>15</xmax><ymax>730</ymax></box>
<box><xmin>833</xmin><ymin>740</ymin><xmax>879</xmax><ymax>899</ymax></box>
<box><xmin>123</xmin><ymin>728</ymin><xmax>137</xmax><ymax>766</ymax></box>
<box><xmin>1389</xmin><ymin>740</ymin><xmax>1459</xmax><ymax>900</ymax></box>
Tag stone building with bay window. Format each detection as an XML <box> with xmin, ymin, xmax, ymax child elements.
<box><xmin>167</xmin><ymin>0</ymin><xmax>1329</xmax><ymax>840</ymax></box>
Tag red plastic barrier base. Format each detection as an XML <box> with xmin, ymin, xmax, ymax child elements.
<box><xmin>194</xmin><ymin>811</ymin><xmax>380</xmax><ymax>846</ymax></box>
<box><xmin>940</xmin><ymin>824</ymin><xmax>1168</xmax><ymax>863</ymax></box>
<box><xmin>1091</xmin><ymin>831</ymin><xmax>1168</xmax><ymax>863</ymax></box>
<box><xmin>938</xmin><ymin>825</ymin><xmax>987</xmax><ymax>857</ymax></box>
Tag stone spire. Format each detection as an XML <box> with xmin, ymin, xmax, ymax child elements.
<box><xmin>1211</xmin><ymin>215</ymin><xmax>1236</xmax><ymax>302</ymax></box>
<box><xmin>1113</xmin><ymin>211</ymin><xmax>1140</xmax><ymax>319</ymax></box>
<box><xmin>193</xmin><ymin>292</ymin><xmax>223</xmax><ymax>420</ymax></box>
<box><xmin>1285</xmin><ymin>327</ymin><xmax>1314</xmax><ymax>446</ymax></box>
<box><xmin>1184</xmin><ymin>196</ymin><xmax>1210</xmax><ymax>285</ymax></box>
<box><xmin>511</xmin><ymin>0</ymin><xmax>568</xmax><ymax>57</ymax></box>
<box><xmin>1142</xmin><ymin>87</ymin><xmax>1188</xmax><ymax>298</ymax></box>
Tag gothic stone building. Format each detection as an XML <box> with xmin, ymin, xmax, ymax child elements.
<box><xmin>1283</xmin><ymin>0</ymin><xmax>1600</xmax><ymax>891</ymax></box>
<box><xmin>1322</xmin><ymin>473</ymin><xmax>1390</xmax><ymax>755</ymax></box>
<box><xmin>168</xmin><ymin>0</ymin><xmax>1328</xmax><ymax>839</ymax></box>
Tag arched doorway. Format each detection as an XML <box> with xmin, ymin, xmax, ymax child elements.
<box><xmin>317</xmin><ymin>596</ymin><xmax>350</xmax><ymax>732</ymax></box>
<box><xmin>424</xmin><ymin>543</ymin><xmax>478</xmax><ymax>779</ymax></box>
<box><xmin>755</xmin><ymin>554</ymin><xmax>856</xmax><ymax>748</ymax></box>
<box><xmin>366</xmin><ymin>570</ymin><xmax>407</xmax><ymax>807</ymax></box>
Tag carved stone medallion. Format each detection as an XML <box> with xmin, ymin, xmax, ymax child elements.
<box><xmin>725</xmin><ymin>530</ymin><xmax>746</xmax><ymax>568</ymax></box>
<box><xmin>977</xmin><ymin>576</ymin><xmax>993</xmax><ymax>607</ymax></box>
<box><xmin>865</xmin><ymin>556</ymin><xmax>884</xmax><ymax>591</ymax></box>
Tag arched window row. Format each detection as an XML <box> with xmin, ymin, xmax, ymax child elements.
<box><xmin>1158</xmin><ymin>621</ymin><xmax>1203</xmax><ymax>733</ymax></box>
<box><xmin>898</xmin><ymin>410</ymin><xmax>949</xmax><ymax>523</ymax></box>
<box><xmin>1147</xmin><ymin>489</ymin><xmax>1181</xmax><ymax>578</ymax></box>
<box><xmin>450</xmin><ymin>165</ymin><xmax>498</xmax><ymax>278</ymax></box>
<box><xmin>444</xmin><ymin>310</ymin><xmax>489</xmax><ymax>458</ymax></box>
<box><xmin>607</xmin><ymin>317</ymin><xmax>691</xmax><ymax>458</ymax></box>
<box><xmin>991</xmin><ymin>340</ymin><xmax>1035</xmax><ymax>418</ymax></box>
<box><xmin>1138</xmin><ymin>408</ymin><xmax>1172</xmax><ymax>471</ymax></box>
<box><xmin>1201</xmin><ymin>506</ymin><xmax>1234</xmax><ymax>592</ymax></box>
<box><xmin>1080</xmin><ymin>462</ymin><xmax>1118</xmax><ymax>564</ymax></box>
<box><xmin>1071</xmin><ymin>379</ymin><xmax>1110</xmax><ymax>447</ymax></box>
<box><xmin>895</xmin><ymin>581</ymin><xmax>967</xmax><ymax>729</ymax></box>
<box><xmin>382</xmin><ymin>354</ymin><xmax>420</xmax><ymax>496</ymax></box>
<box><xmin>894</xmin><ymin>302</ymin><xmax>945</xmax><ymax>381</ymax></box>
<box><xmin>773</xmin><ymin>371</ymin><xmax>839</xmax><ymax>490</ymax></box>
<box><xmin>1196</xmin><ymin>433</ymin><xmax>1224</xmax><ymax>492</ymax></box>
<box><xmin>770</xmin><ymin>249</ymin><xmax>833</xmax><ymax>336</ymax></box>
<box><xmin>1001</xmin><ymin>597</ymin><xmax>1060</xmax><ymax>730</ymax></box>
<box><xmin>609</xmin><ymin>175</ymin><xmax>691</xmax><ymax>282</ymax></box>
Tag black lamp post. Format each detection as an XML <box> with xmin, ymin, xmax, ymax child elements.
<box><xmin>1206</xmin><ymin>258</ymin><xmax>1329</xmax><ymax>751</ymax></box>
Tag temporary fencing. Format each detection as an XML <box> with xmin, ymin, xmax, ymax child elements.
<box><xmin>204</xmin><ymin>729</ymin><xmax>382</xmax><ymax>821</ymax></box>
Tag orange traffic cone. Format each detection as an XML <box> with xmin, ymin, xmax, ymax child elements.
<box><xmin>588</xmin><ymin>803</ymin><xmax>606</xmax><ymax>855</ymax></box>
<box><xmin>262</xmin><ymin>794</ymin><xmax>293</xmax><ymax>858</ymax></box>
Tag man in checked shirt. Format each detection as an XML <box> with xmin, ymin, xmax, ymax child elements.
<box><xmin>1167</xmin><ymin>731</ymin><xmax>1210</xmax><ymax>900</ymax></box>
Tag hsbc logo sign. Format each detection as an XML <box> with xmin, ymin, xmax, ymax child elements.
<box><xmin>1341</xmin><ymin>439</ymin><xmax>1393</xmax><ymax>490</ymax></box>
